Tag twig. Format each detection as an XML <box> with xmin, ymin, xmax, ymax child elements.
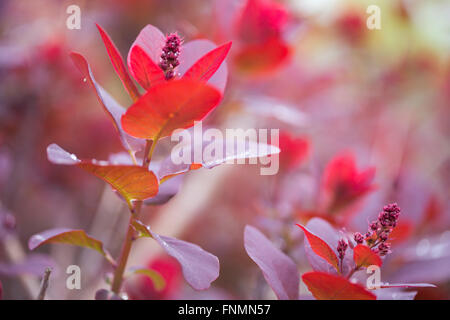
<box><xmin>37</xmin><ymin>268</ymin><xmax>52</xmax><ymax>300</ymax></box>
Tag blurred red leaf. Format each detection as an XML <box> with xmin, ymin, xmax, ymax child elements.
<box><xmin>96</xmin><ymin>24</ymin><xmax>140</xmax><ymax>101</ymax></box>
<box><xmin>28</xmin><ymin>228</ymin><xmax>114</xmax><ymax>265</ymax></box>
<box><xmin>296</xmin><ymin>224</ymin><xmax>339</xmax><ymax>272</ymax></box>
<box><xmin>235</xmin><ymin>0</ymin><xmax>288</xmax><ymax>43</ymax></box>
<box><xmin>183</xmin><ymin>42</ymin><xmax>232</xmax><ymax>83</ymax></box>
<box><xmin>302</xmin><ymin>271</ymin><xmax>376</xmax><ymax>300</ymax></box>
<box><xmin>279</xmin><ymin>132</ymin><xmax>310</xmax><ymax>170</ymax></box>
<box><xmin>121</xmin><ymin>79</ymin><xmax>222</xmax><ymax>140</ymax></box>
<box><xmin>126</xmin><ymin>256</ymin><xmax>181</xmax><ymax>300</ymax></box>
<box><xmin>47</xmin><ymin>144</ymin><xmax>158</xmax><ymax>208</ymax></box>
<box><xmin>322</xmin><ymin>152</ymin><xmax>376</xmax><ymax>213</ymax></box>
<box><xmin>353</xmin><ymin>244</ymin><xmax>382</xmax><ymax>268</ymax></box>
<box><xmin>234</xmin><ymin>39</ymin><xmax>290</xmax><ymax>76</ymax></box>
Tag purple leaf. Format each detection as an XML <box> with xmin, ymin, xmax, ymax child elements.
<box><xmin>380</xmin><ymin>283</ymin><xmax>436</xmax><ymax>289</ymax></box>
<box><xmin>244</xmin><ymin>225</ymin><xmax>299</xmax><ymax>300</ymax></box>
<box><xmin>0</xmin><ymin>254</ymin><xmax>56</xmax><ymax>277</ymax></box>
<box><xmin>158</xmin><ymin>133</ymin><xmax>280</xmax><ymax>181</ymax></box>
<box><xmin>178</xmin><ymin>40</ymin><xmax>229</xmax><ymax>93</ymax></box>
<box><xmin>143</xmin><ymin>175</ymin><xmax>183</xmax><ymax>205</ymax></box>
<box><xmin>131</xmin><ymin>220</ymin><xmax>219</xmax><ymax>290</ymax></box>
<box><xmin>375</xmin><ymin>288</ymin><xmax>418</xmax><ymax>300</ymax></box>
<box><xmin>70</xmin><ymin>52</ymin><xmax>144</xmax><ymax>153</ymax></box>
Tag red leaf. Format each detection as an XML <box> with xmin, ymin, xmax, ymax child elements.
<box><xmin>234</xmin><ymin>39</ymin><xmax>290</xmax><ymax>76</ymax></box>
<box><xmin>296</xmin><ymin>224</ymin><xmax>339</xmax><ymax>272</ymax></box>
<box><xmin>121</xmin><ymin>79</ymin><xmax>222</xmax><ymax>140</ymax></box>
<box><xmin>302</xmin><ymin>271</ymin><xmax>376</xmax><ymax>300</ymax></box>
<box><xmin>183</xmin><ymin>42</ymin><xmax>232</xmax><ymax>83</ymax></box>
<box><xmin>127</xmin><ymin>24</ymin><xmax>166</xmax><ymax>90</ymax></box>
<box><xmin>47</xmin><ymin>144</ymin><xmax>158</xmax><ymax>209</ymax></box>
<box><xmin>128</xmin><ymin>42</ymin><xmax>166</xmax><ymax>90</ymax></box>
<box><xmin>353</xmin><ymin>244</ymin><xmax>382</xmax><ymax>268</ymax></box>
<box><xmin>96</xmin><ymin>24</ymin><xmax>140</xmax><ymax>101</ymax></box>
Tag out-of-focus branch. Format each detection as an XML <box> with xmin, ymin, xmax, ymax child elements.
<box><xmin>2</xmin><ymin>235</ymin><xmax>41</xmax><ymax>299</ymax></box>
<box><xmin>37</xmin><ymin>267</ymin><xmax>52</xmax><ymax>300</ymax></box>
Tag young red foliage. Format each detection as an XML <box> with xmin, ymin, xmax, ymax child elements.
<box><xmin>183</xmin><ymin>42</ymin><xmax>232</xmax><ymax>83</ymax></box>
<box><xmin>279</xmin><ymin>132</ymin><xmax>310</xmax><ymax>170</ymax></box>
<box><xmin>353</xmin><ymin>244</ymin><xmax>382</xmax><ymax>268</ymax></box>
<box><xmin>302</xmin><ymin>271</ymin><xmax>376</xmax><ymax>300</ymax></box>
<box><xmin>96</xmin><ymin>24</ymin><xmax>141</xmax><ymax>101</ymax></box>
<box><xmin>322</xmin><ymin>152</ymin><xmax>376</xmax><ymax>212</ymax></box>
<box><xmin>296</xmin><ymin>224</ymin><xmax>339</xmax><ymax>272</ymax></box>
<box><xmin>121</xmin><ymin>79</ymin><xmax>222</xmax><ymax>140</ymax></box>
<box><xmin>234</xmin><ymin>39</ymin><xmax>290</xmax><ymax>76</ymax></box>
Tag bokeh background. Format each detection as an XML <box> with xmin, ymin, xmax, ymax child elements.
<box><xmin>0</xmin><ymin>0</ymin><xmax>449</xmax><ymax>299</ymax></box>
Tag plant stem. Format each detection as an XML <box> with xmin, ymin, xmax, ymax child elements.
<box><xmin>110</xmin><ymin>140</ymin><xmax>153</xmax><ymax>294</ymax></box>
<box><xmin>110</xmin><ymin>214</ymin><xmax>136</xmax><ymax>294</ymax></box>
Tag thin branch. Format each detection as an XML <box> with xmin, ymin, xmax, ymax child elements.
<box><xmin>37</xmin><ymin>268</ymin><xmax>52</xmax><ymax>300</ymax></box>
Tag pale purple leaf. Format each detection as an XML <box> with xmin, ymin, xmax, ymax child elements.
<box><xmin>47</xmin><ymin>144</ymin><xmax>80</xmax><ymax>165</ymax></box>
<box><xmin>244</xmin><ymin>225</ymin><xmax>299</xmax><ymax>300</ymax></box>
<box><xmin>70</xmin><ymin>52</ymin><xmax>144</xmax><ymax>153</ymax></box>
<box><xmin>144</xmin><ymin>175</ymin><xmax>183</xmax><ymax>205</ymax></box>
<box><xmin>0</xmin><ymin>254</ymin><xmax>56</xmax><ymax>276</ymax></box>
<box><xmin>136</xmin><ymin>222</ymin><xmax>219</xmax><ymax>290</ymax></box>
<box><xmin>380</xmin><ymin>283</ymin><xmax>436</xmax><ymax>289</ymax></box>
<box><xmin>158</xmin><ymin>133</ymin><xmax>280</xmax><ymax>181</ymax></box>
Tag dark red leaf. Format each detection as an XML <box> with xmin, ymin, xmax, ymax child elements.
<box><xmin>302</xmin><ymin>271</ymin><xmax>376</xmax><ymax>300</ymax></box>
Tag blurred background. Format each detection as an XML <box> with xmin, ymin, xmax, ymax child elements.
<box><xmin>0</xmin><ymin>0</ymin><xmax>449</xmax><ymax>299</ymax></box>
